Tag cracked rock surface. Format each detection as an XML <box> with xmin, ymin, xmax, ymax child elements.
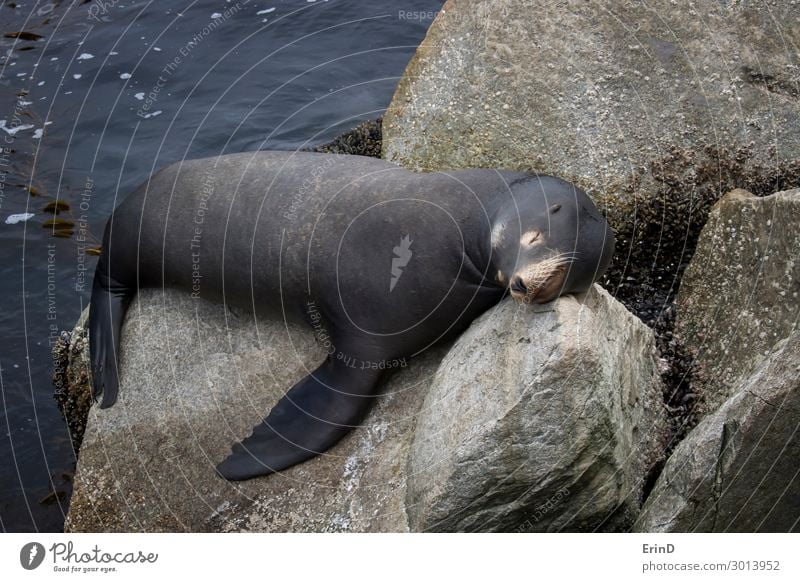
<box><xmin>634</xmin><ymin>331</ymin><xmax>800</xmax><ymax>532</ymax></box>
<box><xmin>676</xmin><ymin>189</ymin><xmax>800</xmax><ymax>413</ymax></box>
<box><xmin>64</xmin><ymin>286</ymin><xmax>666</xmax><ymax>532</ymax></box>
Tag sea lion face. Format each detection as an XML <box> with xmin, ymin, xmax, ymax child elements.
<box><xmin>490</xmin><ymin>177</ymin><xmax>615</xmax><ymax>304</ymax></box>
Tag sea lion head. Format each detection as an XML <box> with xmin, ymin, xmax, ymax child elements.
<box><xmin>490</xmin><ymin>176</ymin><xmax>615</xmax><ymax>304</ymax></box>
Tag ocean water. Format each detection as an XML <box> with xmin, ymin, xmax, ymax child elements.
<box><xmin>0</xmin><ymin>0</ymin><xmax>443</xmax><ymax>532</ymax></box>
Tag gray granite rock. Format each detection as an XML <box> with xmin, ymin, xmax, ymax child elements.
<box><xmin>634</xmin><ymin>331</ymin><xmax>800</xmax><ymax>532</ymax></box>
<box><xmin>407</xmin><ymin>286</ymin><xmax>667</xmax><ymax>532</ymax></box>
<box><xmin>383</xmin><ymin>0</ymin><xmax>800</xmax><ymax>204</ymax></box>
<box><xmin>65</xmin><ymin>285</ymin><xmax>667</xmax><ymax>532</ymax></box>
<box><xmin>676</xmin><ymin>188</ymin><xmax>800</xmax><ymax>412</ymax></box>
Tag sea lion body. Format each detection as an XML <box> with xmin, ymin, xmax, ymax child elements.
<box><xmin>90</xmin><ymin>151</ymin><xmax>614</xmax><ymax>480</ymax></box>
<box><xmin>110</xmin><ymin>152</ymin><xmax>505</xmax><ymax>354</ymax></box>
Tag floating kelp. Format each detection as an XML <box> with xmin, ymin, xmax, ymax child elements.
<box><xmin>43</xmin><ymin>200</ymin><xmax>70</xmax><ymax>214</ymax></box>
<box><xmin>43</xmin><ymin>217</ymin><xmax>75</xmax><ymax>230</ymax></box>
<box><xmin>4</xmin><ymin>31</ymin><xmax>43</xmax><ymax>41</ymax></box>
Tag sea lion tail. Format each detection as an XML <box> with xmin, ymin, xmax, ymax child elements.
<box><xmin>88</xmin><ymin>228</ymin><xmax>134</xmax><ymax>409</ymax></box>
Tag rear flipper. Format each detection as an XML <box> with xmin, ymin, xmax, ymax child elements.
<box><xmin>216</xmin><ymin>355</ymin><xmax>385</xmax><ymax>480</ymax></box>
<box><xmin>89</xmin><ymin>254</ymin><xmax>135</xmax><ymax>409</ymax></box>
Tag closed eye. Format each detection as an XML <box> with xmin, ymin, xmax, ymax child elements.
<box><xmin>521</xmin><ymin>230</ymin><xmax>542</xmax><ymax>246</ymax></box>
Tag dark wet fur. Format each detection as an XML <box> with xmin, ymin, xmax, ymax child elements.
<box><xmin>89</xmin><ymin>225</ymin><xmax>134</xmax><ymax>409</ymax></box>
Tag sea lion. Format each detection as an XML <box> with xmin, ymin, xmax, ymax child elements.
<box><xmin>89</xmin><ymin>151</ymin><xmax>614</xmax><ymax>480</ymax></box>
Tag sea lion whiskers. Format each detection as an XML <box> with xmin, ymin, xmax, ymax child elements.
<box><xmin>511</xmin><ymin>251</ymin><xmax>579</xmax><ymax>303</ymax></box>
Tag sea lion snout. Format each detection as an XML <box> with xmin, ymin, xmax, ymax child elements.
<box><xmin>510</xmin><ymin>276</ymin><xmax>528</xmax><ymax>295</ymax></box>
<box><xmin>509</xmin><ymin>258</ymin><xmax>568</xmax><ymax>304</ymax></box>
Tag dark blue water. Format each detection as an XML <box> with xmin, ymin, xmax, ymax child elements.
<box><xmin>0</xmin><ymin>0</ymin><xmax>443</xmax><ymax>532</ymax></box>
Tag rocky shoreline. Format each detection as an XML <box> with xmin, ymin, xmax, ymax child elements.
<box><xmin>56</xmin><ymin>0</ymin><xmax>800</xmax><ymax>532</ymax></box>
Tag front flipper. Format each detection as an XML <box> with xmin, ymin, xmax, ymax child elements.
<box><xmin>216</xmin><ymin>355</ymin><xmax>385</xmax><ymax>480</ymax></box>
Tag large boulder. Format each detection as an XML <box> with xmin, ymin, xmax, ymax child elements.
<box><xmin>676</xmin><ymin>188</ymin><xmax>800</xmax><ymax>412</ymax></box>
<box><xmin>383</xmin><ymin>0</ymin><xmax>800</xmax><ymax>188</ymax></box>
<box><xmin>407</xmin><ymin>286</ymin><xmax>667</xmax><ymax>532</ymax></box>
<box><xmin>634</xmin><ymin>331</ymin><xmax>800</xmax><ymax>532</ymax></box>
<box><xmin>64</xmin><ymin>286</ymin><xmax>667</xmax><ymax>532</ymax></box>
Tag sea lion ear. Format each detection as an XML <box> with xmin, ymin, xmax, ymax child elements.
<box><xmin>549</xmin><ymin>203</ymin><xmax>561</xmax><ymax>214</ymax></box>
